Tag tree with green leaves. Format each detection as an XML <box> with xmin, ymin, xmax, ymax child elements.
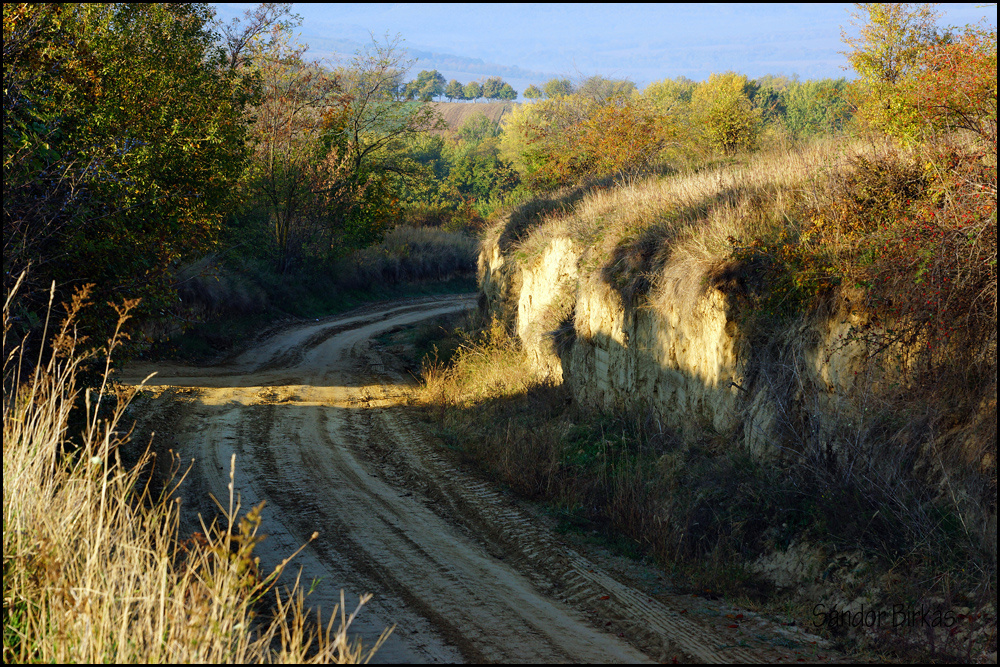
<box><xmin>753</xmin><ymin>74</ymin><xmax>791</xmax><ymax>125</ymax></box>
<box><xmin>543</xmin><ymin>78</ymin><xmax>574</xmax><ymax>98</ymax></box>
<box><xmin>447</xmin><ymin>113</ymin><xmax>519</xmax><ymax>206</ymax></box>
<box><xmin>412</xmin><ymin>69</ymin><xmax>446</xmax><ymax>102</ymax></box>
<box><xmin>577</xmin><ymin>75</ymin><xmax>636</xmax><ymax>103</ymax></box>
<box><xmin>464</xmin><ymin>80</ymin><xmax>483</xmax><ymax>102</ymax></box>
<box><xmin>691</xmin><ymin>72</ymin><xmax>763</xmax><ymax>154</ymax></box>
<box><xmin>841</xmin><ymin>2</ymin><xmax>942</xmax><ymax>142</ymax></box>
<box><xmin>445</xmin><ymin>79</ymin><xmax>465</xmax><ymax>102</ymax></box>
<box><xmin>325</xmin><ymin>34</ymin><xmax>444</xmax><ymax>249</ymax></box>
<box><xmin>481</xmin><ymin>76</ymin><xmax>506</xmax><ymax>101</ymax></box>
<box><xmin>497</xmin><ymin>83</ymin><xmax>518</xmax><ymax>101</ymax></box>
<box><xmin>3</xmin><ymin>2</ymin><xmax>255</xmax><ymax>340</ymax></box>
<box><xmin>643</xmin><ymin>76</ymin><xmax>696</xmax><ymax>111</ymax></box>
<box><xmin>457</xmin><ymin>113</ymin><xmax>501</xmax><ymax>145</ymax></box>
<box><xmin>523</xmin><ymin>84</ymin><xmax>543</xmax><ymax>101</ymax></box>
<box><xmin>241</xmin><ymin>24</ymin><xmax>343</xmax><ymax>272</ymax></box>
<box><xmin>783</xmin><ymin>78</ymin><xmax>852</xmax><ymax>139</ymax></box>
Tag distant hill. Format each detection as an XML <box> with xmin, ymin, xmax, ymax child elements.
<box><xmin>429</xmin><ymin>102</ymin><xmax>516</xmax><ymax>134</ymax></box>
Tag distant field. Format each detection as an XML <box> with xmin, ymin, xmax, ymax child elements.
<box><xmin>429</xmin><ymin>101</ymin><xmax>515</xmax><ymax>133</ymax></box>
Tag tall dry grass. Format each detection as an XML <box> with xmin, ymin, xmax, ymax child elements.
<box><xmin>421</xmin><ymin>315</ymin><xmax>536</xmax><ymax>407</ymax></box>
<box><xmin>336</xmin><ymin>225</ymin><xmax>478</xmax><ymax>290</ymax></box>
<box><xmin>505</xmin><ymin>138</ymin><xmax>848</xmax><ymax>279</ymax></box>
<box><xmin>2</xmin><ymin>275</ymin><xmax>390</xmax><ymax>663</ymax></box>
<box><xmin>418</xmin><ymin>313</ymin><xmax>571</xmax><ymax>498</ymax></box>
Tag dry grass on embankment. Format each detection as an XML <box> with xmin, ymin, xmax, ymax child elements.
<box><xmin>144</xmin><ymin>225</ymin><xmax>477</xmax><ymax>359</ymax></box>
<box><xmin>3</xmin><ymin>277</ymin><xmax>389</xmax><ymax>663</ymax></box>
<box><xmin>424</xmin><ymin>134</ymin><xmax>997</xmax><ymax>661</ymax></box>
<box><xmin>487</xmin><ymin>135</ymin><xmax>845</xmax><ymax>301</ymax></box>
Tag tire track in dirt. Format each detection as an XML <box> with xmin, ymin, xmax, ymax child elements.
<box><xmin>122</xmin><ymin>294</ymin><xmax>844</xmax><ymax>664</ymax></box>
<box><xmin>350</xmin><ymin>369</ymin><xmax>807</xmax><ymax>664</ymax></box>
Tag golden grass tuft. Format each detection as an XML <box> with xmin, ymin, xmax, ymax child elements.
<box><xmin>3</xmin><ymin>275</ymin><xmax>390</xmax><ymax>663</ymax></box>
<box><xmin>420</xmin><ymin>314</ymin><xmax>537</xmax><ymax>408</ymax></box>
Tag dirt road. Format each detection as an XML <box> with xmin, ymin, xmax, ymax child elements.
<box><xmin>121</xmin><ymin>294</ymin><xmax>842</xmax><ymax>663</ymax></box>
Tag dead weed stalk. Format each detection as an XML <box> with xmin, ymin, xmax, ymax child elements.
<box><xmin>2</xmin><ymin>274</ymin><xmax>390</xmax><ymax>663</ymax></box>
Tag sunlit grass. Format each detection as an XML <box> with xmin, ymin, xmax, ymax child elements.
<box><xmin>2</xmin><ymin>275</ymin><xmax>391</xmax><ymax>663</ymax></box>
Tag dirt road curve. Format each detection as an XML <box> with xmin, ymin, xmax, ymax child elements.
<box><xmin>121</xmin><ymin>294</ymin><xmax>842</xmax><ymax>664</ymax></box>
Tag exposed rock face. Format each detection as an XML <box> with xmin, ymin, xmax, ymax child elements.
<box><xmin>568</xmin><ymin>277</ymin><xmax>740</xmax><ymax>438</ymax></box>
<box><xmin>516</xmin><ymin>237</ymin><xmax>578</xmax><ymax>379</ymax></box>
<box><xmin>479</xmin><ymin>234</ymin><xmax>869</xmax><ymax>455</ymax></box>
<box><xmin>480</xmin><ymin>230</ymin><xmax>996</xmax><ymax>584</ymax></box>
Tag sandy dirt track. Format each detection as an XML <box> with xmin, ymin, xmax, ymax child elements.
<box><xmin>121</xmin><ymin>294</ymin><xmax>843</xmax><ymax>664</ymax></box>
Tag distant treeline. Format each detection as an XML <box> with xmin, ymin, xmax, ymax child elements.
<box><xmin>405</xmin><ymin>70</ymin><xmax>851</xmax><ymax>143</ymax></box>
<box><xmin>519</xmin><ymin>74</ymin><xmax>852</xmax><ymax>141</ymax></box>
<box><xmin>403</xmin><ymin>70</ymin><xmax>518</xmax><ymax>102</ymax></box>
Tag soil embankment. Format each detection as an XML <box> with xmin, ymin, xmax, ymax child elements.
<box><xmin>121</xmin><ymin>294</ymin><xmax>841</xmax><ymax>663</ymax></box>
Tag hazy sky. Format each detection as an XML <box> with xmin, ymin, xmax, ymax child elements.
<box><xmin>215</xmin><ymin>3</ymin><xmax>997</xmax><ymax>90</ymax></box>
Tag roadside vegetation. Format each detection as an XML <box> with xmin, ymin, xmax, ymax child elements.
<box><xmin>2</xmin><ymin>277</ymin><xmax>389</xmax><ymax>662</ymax></box>
<box><xmin>414</xmin><ymin>4</ymin><xmax>996</xmax><ymax>662</ymax></box>
<box><xmin>151</xmin><ymin>224</ymin><xmax>477</xmax><ymax>361</ymax></box>
<box><xmin>3</xmin><ymin>4</ymin><xmax>484</xmax><ymax>363</ymax></box>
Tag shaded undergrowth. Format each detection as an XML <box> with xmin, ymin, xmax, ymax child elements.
<box><xmin>413</xmin><ymin>310</ymin><xmax>996</xmax><ymax>662</ymax></box>
<box><xmin>142</xmin><ymin>225</ymin><xmax>478</xmax><ymax>362</ymax></box>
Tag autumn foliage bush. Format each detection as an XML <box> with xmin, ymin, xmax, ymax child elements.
<box><xmin>502</xmin><ymin>94</ymin><xmax>673</xmax><ymax>191</ymax></box>
<box><xmin>842</xmin><ymin>143</ymin><xmax>996</xmax><ymax>398</ymax></box>
<box><xmin>902</xmin><ymin>23</ymin><xmax>997</xmax><ymax>150</ymax></box>
<box><xmin>737</xmin><ymin>13</ymin><xmax>996</xmax><ymax>402</ymax></box>
<box><xmin>724</xmin><ymin>229</ymin><xmax>839</xmax><ymax>328</ymax></box>
<box><xmin>815</xmin><ymin>12</ymin><xmax>996</xmax><ymax>403</ymax></box>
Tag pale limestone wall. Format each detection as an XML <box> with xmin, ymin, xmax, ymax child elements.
<box><xmin>481</xmin><ymin>236</ymin><xmax>747</xmax><ymax>441</ymax></box>
<box><xmin>477</xmin><ymin>236</ymin><xmax>521</xmax><ymax>331</ymax></box>
<box><xmin>566</xmin><ymin>277</ymin><xmax>741</xmax><ymax>440</ymax></box>
<box><xmin>516</xmin><ymin>237</ymin><xmax>578</xmax><ymax>378</ymax></box>
<box><xmin>479</xmin><ymin>235</ymin><xmax>875</xmax><ymax>454</ymax></box>
<box><xmin>480</xmin><ymin>232</ymin><xmax>996</xmax><ymax>565</ymax></box>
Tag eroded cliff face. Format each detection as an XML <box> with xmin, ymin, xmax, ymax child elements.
<box><xmin>479</xmin><ymin>234</ymin><xmax>870</xmax><ymax>455</ymax></box>
<box><xmin>479</xmin><ymin>230</ymin><xmax>996</xmax><ymax>603</ymax></box>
